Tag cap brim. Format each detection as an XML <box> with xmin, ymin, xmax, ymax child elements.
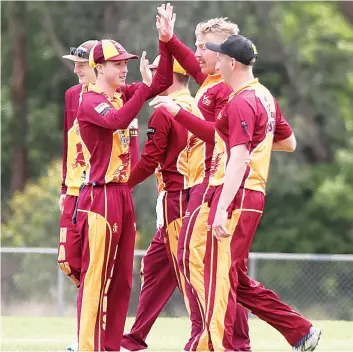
<box><xmin>109</xmin><ymin>53</ymin><xmax>139</xmax><ymax>61</ymax></box>
<box><xmin>205</xmin><ymin>42</ymin><xmax>222</xmax><ymax>53</ymax></box>
<box><xmin>62</xmin><ymin>55</ymin><xmax>88</xmax><ymax>62</ymax></box>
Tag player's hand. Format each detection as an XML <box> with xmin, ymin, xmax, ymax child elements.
<box><xmin>156</xmin><ymin>3</ymin><xmax>176</xmax><ymax>42</ymax></box>
<box><xmin>212</xmin><ymin>208</ymin><xmax>230</xmax><ymax>241</ymax></box>
<box><xmin>59</xmin><ymin>194</ymin><xmax>66</xmax><ymax>213</ymax></box>
<box><xmin>149</xmin><ymin>96</ymin><xmax>181</xmax><ymax>116</ymax></box>
<box><xmin>140</xmin><ymin>51</ymin><xmax>152</xmax><ymax>87</ymax></box>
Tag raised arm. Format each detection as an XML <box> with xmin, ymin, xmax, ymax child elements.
<box><xmin>79</xmin><ymin>85</ymin><xmax>150</xmax><ymax>130</ymax></box>
<box><xmin>149</xmin><ymin>95</ymin><xmax>215</xmax><ymax>143</ymax></box>
<box><xmin>124</xmin><ymin>41</ymin><xmax>173</xmax><ymax>100</ymax></box>
<box><xmin>166</xmin><ymin>35</ymin><xmax>206</xmax><ymax>85</ymax></box>
<box><xmin>156</xmin><ymin>3</ymin><xmax>207</xmax><ymax>85</ymax></box>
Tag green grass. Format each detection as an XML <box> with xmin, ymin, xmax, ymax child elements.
<box><xmin>1</xmin><ymin>317</ymin><xmax>353</xmax><ymax>351</ymax></box>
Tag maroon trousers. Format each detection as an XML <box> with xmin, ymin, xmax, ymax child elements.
<box><xmin>122</xmin><ymin>189</ymin><xmax>204</xmax><ymax>351</ymax></box>
<box><xmin>202</xmin><ymin>186</ymin><xmax>312</xmax><ymax>351</ymax></box>
<box><xmin>75</xmin><ymin>183</ymin><xmax>136</xmax><ymax>351</ymax></box>
<box><xmin>121</xmin><ymin>229</ymin><xmax>177</xmax><ymax>351</ymax></box>
<box><xmin>178</xmin><ymin>182</ymin><xmax>250</xmax><ymax>351</ymax></box>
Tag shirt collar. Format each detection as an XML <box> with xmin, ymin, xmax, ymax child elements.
<box><xmin>233</xmin><ymin>78</ymin><xmax>259</xmax><ymax>95</ymax></box>
<box><xmin>87</xmin><ymin>83</ymin><xmax>122</xmax><ymax>102</ymax></box>
<box><xmin>168</xmin><ymin>88</ymin><xmax>191</xmax><ymax>100</ymax></box>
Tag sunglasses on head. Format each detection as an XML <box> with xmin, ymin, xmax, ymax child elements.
<box><xmin>69</xmin><ymin>47</ymin><xmax>89</xmax><ymax>59</ymax></box>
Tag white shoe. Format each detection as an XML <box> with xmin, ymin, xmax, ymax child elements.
<box><xmin>67</xmin><ymin>342</ymin><xmax>78</xmax><ymax>351</ymax></box>
<box><xmin>292</xmin><ymin>327</ymin><xmax>322</xmax><ymax>351</ymax></box>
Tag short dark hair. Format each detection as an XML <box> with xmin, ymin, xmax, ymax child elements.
<box><xmin>174</xmin><ymin>72</ymin><xmax>189</xmax><ymax>86</ymax></box>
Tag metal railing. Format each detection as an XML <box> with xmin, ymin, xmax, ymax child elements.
<box><xmin>2</xmin><ymin>247</ymin><xmax>353</xmax><ymax>320</ymax></box>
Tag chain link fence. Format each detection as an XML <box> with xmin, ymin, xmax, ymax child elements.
<box><xmin>1</xmin><ymin>248</ymin><xmax>353</xmax><ymax>320</ymax></box>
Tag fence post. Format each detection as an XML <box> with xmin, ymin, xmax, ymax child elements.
<box><xmin>57</xmin><ymin>266</ymin><xmax>64</xmax><ymax>317</ymax></box>
<box><xmin>248</xmin><ymin>257</ymin><xmax>257</xmax><ymax>318</ymax></box>
<box><xmin>249</xmin><ymin>257</ymin><xmax>257</xmax><ymax>281</ymax></box>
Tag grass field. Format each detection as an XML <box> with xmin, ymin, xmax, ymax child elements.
<box><xmin>1</xmin><ymin>317</ymin><xmax>353</xmax><ymax>351</ymax></box>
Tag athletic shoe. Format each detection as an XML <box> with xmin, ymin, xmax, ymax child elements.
<box><xmin>292</xmin><ymin>327</ymin><xmax>322</xmax><ymax>351</ymax></box>
<box><xmin>67</xmin><ymin>342</ymin><xmax>78</xmax><ymax>351</ymax></box>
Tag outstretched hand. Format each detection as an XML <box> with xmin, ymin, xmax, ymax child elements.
<box><xmin>149</xmin><ymin>96</ymin><xmax>181</xmax><ymax>116</ymax></box>
<box><xmin>156</xmin><ymin>3</ymin><xmax>176</xmax><ymax>42</ymax></box>
<box><xmin>140</xmin><ymin>51</ymin><xmax>152</xmax><ymax>87</ymax></box>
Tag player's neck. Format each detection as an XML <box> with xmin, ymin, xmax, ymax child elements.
<box><xmin>229</xmin><ymin>71</ymin><xmax>254</xmax><ymax>92</ymax></box>
<box><xmin>95</xmin><ymin>80</ymin><xmax>117</xmax><ymax>99</ymax></box>
<box><xmin>165</xmin><ymin>82</ymin><xmax>186</xmax><ymax>95</ymax></box>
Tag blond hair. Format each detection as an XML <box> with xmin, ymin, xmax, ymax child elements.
<box><xmin>195</xmin><ymin>17</ymin><xmax>239</xmax><ymax>38</ymax></box>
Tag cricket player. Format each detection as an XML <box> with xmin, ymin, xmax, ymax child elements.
<box><xmin>149</xmin><ymin>4</ymin><xmax>250</xmax><ymax>351</ymax></box>
<box><xmin>58</xmin><ymin>40</ymin><xmax>98</xmax><ymax>287</ymax></box>
<box><xmin>58</xmin><ymin>40</ymin><xmax>140</xmax><ymax>290</ymax></box>
<box><xmin>122</xmin><ymin>57</ymin><xmax>204</xmax><ymax>352</ymax></box>
<box><xmin>200</xmin><ymin>34</ymin><xmax>321</xmax><ymax>351</ymax></box>
<box><xmin>74</xmin><ymin>39</ymin><xmax>172</xmax><ymax>351</ymax></box>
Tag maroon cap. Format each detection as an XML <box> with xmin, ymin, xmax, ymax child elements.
<box><xmin>89</xmin><ymin>40</ymin><xmax>138</xmax><ymax>68</ymax></box>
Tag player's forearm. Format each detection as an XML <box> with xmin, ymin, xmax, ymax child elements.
<box><xmin>218</xmin><ymin>161</ymin><xmax>246</xmax><ymax>211</ymax></box>
<box><xmin>272</xmin><ymin>133</ymin><xmax>297</xmax><ymax>152</ymax></box>
<box><xmin>128</xmin><ymin>156</ymin><xmax>158</xmax><ymax>188</ymax></box>
<box><xmin>104</xmin><ymin>85</ymin><xmax>149</xmax><ymax>129</ymax></box>
<box><xmin>174</xmin><ymin>108</ymin><xmax>215</xmax><ymax>144</ymax></box>
<box><xmin>166</xmin><ymin>35</ymin><xmax>207</xmax><ymax>85</ymax></box>
<box><xmin>147</xmin><ymin>41</ymin><xmax>173</xmax><ymax>99</ymax></box>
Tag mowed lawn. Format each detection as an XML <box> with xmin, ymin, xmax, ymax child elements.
<box><xmin>1</xmin><ymin>317</ymin><xmax>352</xmax><ymax>351</ymax></box>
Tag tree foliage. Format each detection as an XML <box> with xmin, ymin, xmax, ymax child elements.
<box><xmin>1</xmin><ymin>1</ymin><xmax>353</xmax><ymax>254</ymax></box>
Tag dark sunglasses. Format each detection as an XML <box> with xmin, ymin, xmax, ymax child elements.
<box><xmin>69</xmin><ymin>47</ymin><xmax>89</xmax><ymax>59</ymax></box>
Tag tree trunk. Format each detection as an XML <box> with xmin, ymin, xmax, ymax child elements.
<box><xmin>9</xmin><ymin>2</ymin><xmax>28</xmax><ymax>193</ymax></box>
<box><xmin>338</xmin><ymin>1</ymin><xmax>353</xmax><ymax>27</ymax></box>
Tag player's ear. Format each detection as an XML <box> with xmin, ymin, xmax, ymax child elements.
<box><xmin>231</xmin><ymin>58</ymin><xmax>237</xmax><ymax>71</ymax></box>
<box><xmin>96</xmin><ymin>63</ymin><xmax>104</xmax><ymax>75</ymax></box>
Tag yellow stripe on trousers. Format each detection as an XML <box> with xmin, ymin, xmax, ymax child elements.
<box><xmin>208</xmin><ymin>209</ymin><xmax>241</xmax><ymax>352</ymax></box>
<box><xmin>205</xmin><ymin>190</ymin><xmax>264</xmax><ymax>351</ymax></box>
<box><xmin>164</xmin><ymin>191</ymin><xmax>191</xmax><ymax>315</ymax></box>
<box><xmin>78</xmin><ymin>209</ymin><xmax>112</xmax><ymax>351</ymax></box>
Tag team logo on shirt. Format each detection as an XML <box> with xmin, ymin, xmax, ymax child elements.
<box><xmin>94</xmin><ymin>102</ymin><xmax>112</xmax><ymax>116</ymax></box>
<box><xmin>210</xmin><ymin>152</ymin><xmax>224</xmax><ymax>177</ymax></box>
<box><xmin>203</xmin><ymin>95</ymin><xmax>211</xmax><ymax>106</ymax></box>
<box><xmin>118</xmin><ymin>130</ymin><xmax>130</xmax><ymax>148</ymax></box>
<box><xmin>72</xmin><ymin>142</ymin><xmax>86</xmax><ymax>169</ymax></box>
<box><xmin>112</xmin><ymin>152</ymin><xmax>130</xmax><ymax>182</ymax></box>
<box><xmin>241</xmin><ymin>120</ymin><xmax>248</xmax><ymax>134</ymax></box>
<box><xmin>146</xmin><ymin>127</ymin><xmax>156</xmax><ymax>140</ymax></box>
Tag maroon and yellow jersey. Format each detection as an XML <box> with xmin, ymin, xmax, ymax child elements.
<box><xmin>76</xmin><ymin>41</ymin><xmax>173</xmax><ymax>186</ymax></box>
<box><xmin>61</xmin><ymin>84</ymin><xmax>141</xmax><ymax>195</ymax></box>
<box><xmin>77</xmin><ymin>83</ymin><xmax>153</xmax><ymax>185</ymax></box>
<box><xmin>128</xmin><ymin>89</ymin><xmax>195</xmax><ymax>191</ymax></box>
<box><xmin>211</xmin><ymin>79</ymin><xmax>293</xmax><ymax>193</ymax></box>
<box><xmin>61</xmin><ymin>84</ymin><xmax>90</xmax><ymax>196</ymax></box>
<box><xmin>184</xmin><ymin>74</ymin><xmax>232</xmax><ymax>188</ymax></box>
